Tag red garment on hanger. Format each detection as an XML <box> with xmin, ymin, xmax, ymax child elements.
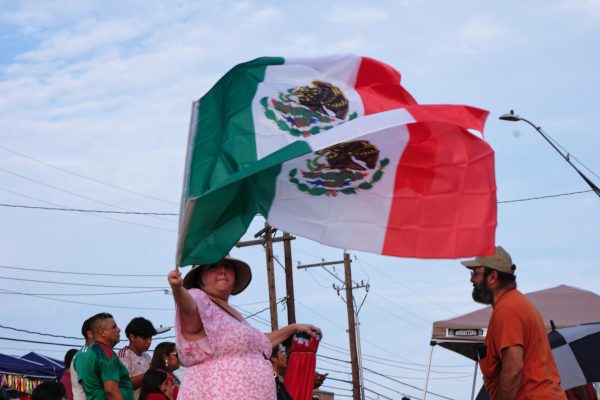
<box><xmin>284</xmin><ymin>333</ymin><xmax>321</xmax><ymax>400</ymax></box>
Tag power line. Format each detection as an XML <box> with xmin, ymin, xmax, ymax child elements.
<box><xmin>0</xmin><ymin>289</ymin><xmax>165</xmax><ymax>296</ymax></box>
<box><xmin>357</xmin><ymin>257</ymin><xmax>457</xmax><ymax>314</ymax></box>
<box><xmin>498</xmin><ymin>189</ymin><xmax>593</xmax><ymax>203</ymax></box>
<box><xmin>0</xmin><ymin>276</ymin><xmax>167</xmax><ymax>289</ymax></box>
<box><xmin>0</xmin><ymin>186</ymin><xmax>176</xmax><ymax>233</ymax></box>
<box><xmin>0</xmin><ymin>288</ymin><xmax>174</xmax><ymax>311</ymax></box>
<box><xmin>0</xmin><ymin>324</ymin><xmax>82</xmax><ymax>340</ymax></box>
<box><xmin>363</xmin><ymin>377</ymin><xmax>414</xmax><ymax>400</ymax></box>
<box><xmin>364</xmin><ymin>366</ymin><xmax>453</xmax><ymax>400</ymax></box>
<box><xmin>0</xmin><ymin>144</ymin><xmax>178</xmax><ymax>205</ymax></box>
<box><xmin>0</xmin><ymin>336</ymin><xmax>80</xmax><ymax>347</ymax></box>
<box><xmin>0</xmin><ymin>264</ymin><xmax>165</xmax><ymax>277</ymax></box>
<box><xmin>0</xmin><ymin>203</ymin><xmax>178</xmax><ymax>215</ymax></box>
<box><xmin>0</xmin><ymin>166</ymin><xmax>175</xmax><ymax>224</ymax></box>
<box><xmin>1</xmin><ymin>189</ymin><xmax>594</xmax><ymax>219</ymax></box>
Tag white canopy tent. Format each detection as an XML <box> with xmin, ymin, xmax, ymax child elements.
<box><xmin>422</xmin><ymin>285</ymin><xmax>600</xmax><ymax>400</ymax></box>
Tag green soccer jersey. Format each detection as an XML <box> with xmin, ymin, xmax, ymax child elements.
<box><xmin>73</xmin><ymin>343</ymin><xmax>134</xmax><ymax>400</ymax></box>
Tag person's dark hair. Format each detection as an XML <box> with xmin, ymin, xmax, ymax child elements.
<box><xmin>125</xmin><ymin>317</ymin><xmax>157</xmax><ymax>338</ymax></box>
<box><xmin>31</xmin><ymin>381</ymin><xmax>66</xmax><ymax>400</ymax></box>
<box><xmin>81</xmin><ymin>316</ymin><xmax>93</xmax><ymax>338</ymax></box>
<box><xmin>90</xmin><ymin>312</ymin><xmax>114</xmax><ymax>335</ymax></box>
<box><xmin>483</xmin><ymin>266</ymin><xmax>517</xmax><ymax>288</ymax></box>
<box><xmin>139</xmin><ymin>369</ymin><xmax>168</xmax><ymax>400</ymax></box>
<box><xmin>64</xmin><ymin>349</ymin><xmax>78</xmax><ymax>369</ymax></box>
<box><xmin>150</xmin><ymin>342</ymin><xmax>177</xmax><ymax>370</ymax></box>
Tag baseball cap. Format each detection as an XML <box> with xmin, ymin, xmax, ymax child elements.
<box><xmin>460</xmin><ymin>245</ymin><xmax>515</xmax><ymax>274</ymax></box>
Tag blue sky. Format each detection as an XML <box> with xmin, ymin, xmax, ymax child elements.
<box><xmin>1</xmin><ymin>1</ymin><xmax>599</xmax><ymax>399</ymax></box>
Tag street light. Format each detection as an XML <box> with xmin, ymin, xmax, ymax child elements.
<box><xmin>498</xmin><ymin>110</ymin><xmax>600</xmax><ymax>198</ymax></box>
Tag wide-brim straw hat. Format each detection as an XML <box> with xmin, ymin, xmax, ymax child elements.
<box><xmin>182</xmin><ymin>255</ymin><xmax>252</xmax><ymax>295</ymax></box>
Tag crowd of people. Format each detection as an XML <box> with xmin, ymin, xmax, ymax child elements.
<box><xmin>26</xmin><ymin>248</ymin><xmax>599</xmax><ymax>400</ymax></box>
<box><xmin>30</xmin><ymin>255</ymin><xmax>321</xmax><ymax>400</ymax></box>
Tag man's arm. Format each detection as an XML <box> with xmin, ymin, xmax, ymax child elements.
<box><xmin>103</xmin><ymin>380</ymin><xmax>123</xmax><ymax>400</ymax></box>
<box><xmin>129</xmin><ymin>374</ymin><xmax>144</xmax><ymax>390</ymax></box>
<box><xmin>497</xmin><ymin>345</ymin><xmax>523</xmax><ymax>400</ymax></box>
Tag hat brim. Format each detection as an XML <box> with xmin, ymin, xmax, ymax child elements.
<box><xmin>460</xmin><ymin>260</ymin><xmax>481</xmax><ymax>268</ymax></box>
<box><xmin>182</xmin><ymin>256</ymin><xmax>252</xmax><ymax>295</ymax></box>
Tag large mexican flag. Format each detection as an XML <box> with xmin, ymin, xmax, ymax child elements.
<box><xmin>177</xmin><ymin>55</ymin><xmax>496</xmax><ymax>266</ymax></box>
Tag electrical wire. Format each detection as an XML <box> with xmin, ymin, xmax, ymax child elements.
<box><xmin>1</xmin><ymin>189</ymin><xmax>593</xmax><ymax>219</ymax></box>
<box><xmin>498</xmin><ymin>189</ymin><xmax>593</xmax><ymax>203</ymax></box>
<box><xmin>0</xmin><ymin>324</ymin><xmax>82</xmax><ymax>340</ymax></box>
<box><xmin>0</xmin><ymin>166</ymin><xmax>175</xmax><ymax>223</ymax></box>
<box><xmin>0</xmin><ymin>289</ymin><xmax>165</xmax><ymax>296</ymax></box>
<box><xmin>0</xmin><ymin>203</ymin><xmax>178</xmax><ymax>215</ymax></box>
<box><xmin>0</xmin><ymin>186</ymin><xmax>176</xmax><ymax>232</ymax></box>
<box><xmin>357</xmin><ymin>257</ymin><xmax>456</xmax><ymax>314</ymax></box>
<box><xmin>0</xmin><ymin>288</ymin><xmax>174</xmax><ymax>310</ymax></box>
<box><xmin>0</xmin><ymin>144</ymin><xmax>178</xmax><ymax>205</ymax></box>
<box><xmin>0</xmin><ymin>264</ymin><xmax>165</xmax><ymax>277</ymax></box>
<box><xmin>0</xmin><ymin>276</ymin><xmax>167</xmax><ymax>289</ymax></box>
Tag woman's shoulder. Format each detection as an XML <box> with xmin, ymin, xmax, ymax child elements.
<box><xmin>188</xmin><ymin>288</ymin><xmax>209</xmax><ymax>302</ymax></box>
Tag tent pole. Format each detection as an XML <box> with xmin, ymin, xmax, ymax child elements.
<box><xmin>422</xmin><ymin>341</ymin><xmax>436</xmax><ymax>400</ymax></box>
<box><xmin>470</xmin><ymin>358</ymin><xmax>479</xmax><ymax>400</ymax></box>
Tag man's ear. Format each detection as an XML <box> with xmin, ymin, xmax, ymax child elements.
<box><xmin>488</xmin><ymin>270</ymin><xmax>499</xmax><ymax>286</ymax></box>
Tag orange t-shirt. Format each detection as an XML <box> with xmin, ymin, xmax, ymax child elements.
<box><xmin>480</xmin><ymin>289</ymin><xmax>566</xmax><ymax>400</ymax></box>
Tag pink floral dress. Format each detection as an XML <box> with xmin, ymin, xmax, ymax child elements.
<box><xmin>175</xmin><ymin>288</ymin><xmax>275</xmax><ymax>400</ymax></box>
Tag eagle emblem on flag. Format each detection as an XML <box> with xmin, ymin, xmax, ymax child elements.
<box><xmin>288</xmin><ymin>140</ymin><xmax>390</xmax><ymax>196</ymax></box>
<box><xmin>260</xmin><ymin>80</ymin><xmax>358</xmax><ymax>137</ymax></box>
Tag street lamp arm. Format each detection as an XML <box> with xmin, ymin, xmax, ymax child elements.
<box><xmin>499</xmin><ymin>111</ymin><xmax>600</xmax><ymax>197</ymax></box>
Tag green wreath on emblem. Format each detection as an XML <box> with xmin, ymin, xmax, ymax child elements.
<box><xmin>260</xmin><ymin>94</ymin><xmax>358</xmax><ymax>138</ymax></box>
<box><xmin>288</xmin><ymin>158</ymin><xmax>390</xmax><ymax>197</ymax></box>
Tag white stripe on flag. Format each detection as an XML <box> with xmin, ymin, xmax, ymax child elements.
<box><xmin>267</xmin><ymin>123</ymin><xmax>410</xmax><ymax>254</ymax></box>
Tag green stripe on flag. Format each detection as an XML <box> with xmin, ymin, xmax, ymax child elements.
<box><xmin>187</xmin><ymin>56</ymin><xmax>285</xmax><ymax>197</ymax></box>
<box><xmin>179</xmin><ymin>139</ymin><xmax>312</xmax><ymax>266</ymax></box>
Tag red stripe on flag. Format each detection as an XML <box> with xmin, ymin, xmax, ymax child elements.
<box><xmin>381</xmin><ymin>117</ymin><xmax>497</xmax><ymax>258</ymax></box>
<box><xmin>355</xmin><ymin>57</ymin><xmax>417</xmax><ymax>115</ymax></box>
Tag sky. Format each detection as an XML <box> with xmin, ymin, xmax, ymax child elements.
<box><xmin>1</xmin><ymin>1</ymin><xmax>599</xmax><ymax>399</ymax></box>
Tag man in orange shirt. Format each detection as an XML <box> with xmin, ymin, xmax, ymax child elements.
<box><xmin>462</xmin><ymin>246</ymin><xmax>566</xmax><ymax>400</ymax></box>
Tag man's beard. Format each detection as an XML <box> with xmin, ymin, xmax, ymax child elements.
<box><xmin>472</xmin><ymin>278</ymin><xmax>493</xmax><ymax>305</ymax></box>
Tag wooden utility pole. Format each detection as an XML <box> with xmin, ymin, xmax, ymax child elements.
<box><xmin>283</xmin><ymin>232</ymin><xmax>296</xmax><ymax>324</ymax></box>
<box><xmin>263</xmin><ymin>223</ymin><xmax>278</xmax><ymax>330</ymax></box>
<box><xmin>235</xmin><ymin>224</ymin><xmax>296</xmax><ymax>330</ymax></box>
<box><xmin>343</xmin><ymin>253</ymin><xmax>361</xmax><ymax>400</ymax></box>
<box><xmin>298</xmin><ymin>253</ymin><xmax>367</xmax><ymax>400</ymax></box>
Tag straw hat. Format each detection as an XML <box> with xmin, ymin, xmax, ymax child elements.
<box><xmin>182</xmin><ymin>255</ymin><xmax>252</xmax><ymax>295</ymax></box>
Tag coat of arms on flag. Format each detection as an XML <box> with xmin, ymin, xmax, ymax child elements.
<box><xmin>260</xmin><ymin>80</ymin><xmax>359</xmax><ymax>138</ymax></box>
<box><xmin>288</xmin><ymin>140</ymin><xmax>389</xmax><ymax>197</ymax></box>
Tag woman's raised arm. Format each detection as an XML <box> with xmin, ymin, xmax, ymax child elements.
<box><xmin>168</xmin><ymin>269</ymin><xmax>203</xmax><ymax>335</ymax></box>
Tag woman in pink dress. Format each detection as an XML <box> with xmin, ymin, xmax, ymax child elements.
<box><xmin>167</xmin><ymin>255</ymin><xmax>321</xmax><ymax>400</ymax></box>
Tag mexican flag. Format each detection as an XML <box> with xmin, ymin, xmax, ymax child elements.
<box><xmin>177</xmin><ymin>55</ymin><xmax>496</xmax><ymax>266</ymax></box>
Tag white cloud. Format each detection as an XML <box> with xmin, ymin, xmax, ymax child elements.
<box><xmin>558</xmin><ymin>0</ymin><xmax>600</xmax><ymax>15</ymax></box>
<box><xmin>242</xmin><ymin>7</ymin><xmax>282</xmax><ymax>27</ymax></box>
<box><xmin>332</xmin><ymin>7</ymin><xmax>387</xmax><ymax>24</ymax></box>
<box><xmin>16</xmin><ymin>18</ymin><xmax>150</xmax><ymax>62</ymax></box>
<box><xmin>457</xmin><ymin>17</ymin><xmax>504</xmax><ymax>53</ymax></box>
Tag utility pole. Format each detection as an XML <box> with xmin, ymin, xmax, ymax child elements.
<box><xmin>236</xmin><ymin>223</ymin><xmax>296</xmax><ymax>330</ymax></box>
<box><xmin>283</xmin><ymin>232</ymin><xmax>296</xmax><ymax>324</ymax></box>
<box><xmin>298</xmin><ymin>252</ymin><xmax>368</xmax><ymax>400</ymax></box>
